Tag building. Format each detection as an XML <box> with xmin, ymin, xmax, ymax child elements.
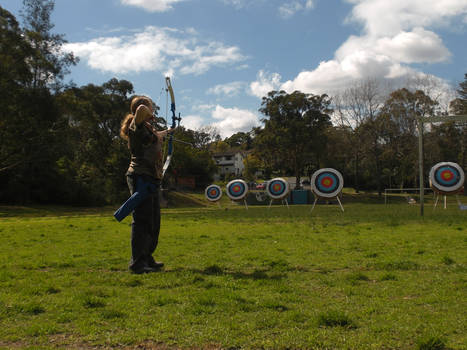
<box><xmin>212</xmin><ymin>150</ymin><xmax>246</xmax><ymax>181</ymax></box>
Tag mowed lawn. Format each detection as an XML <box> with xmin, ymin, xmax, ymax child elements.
<box><xmin>0</xmin><ymin>201</ymin><xmax>466</xmax><ymax>349</ymax></box>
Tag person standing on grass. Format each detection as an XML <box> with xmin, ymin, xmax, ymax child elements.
<box><xmin>120</xmin><ymin>96</ymin><xmax>174</xmax><ymax>274</ymax></box>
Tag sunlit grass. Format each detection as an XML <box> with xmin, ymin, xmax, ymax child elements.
<box><xmin>0</xmin><ymin>201</ymin><xmax>466</xmax><ymax>349</ymax></box>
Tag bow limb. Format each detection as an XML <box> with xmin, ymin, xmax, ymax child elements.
<box><xmin>162</xmin><ymin>77</ymin><xmax>177</xmax><ymax>178</ymax></box>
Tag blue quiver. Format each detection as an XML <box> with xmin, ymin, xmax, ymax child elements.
<box><xmin>113</xmin><ymin>177</ymin><xmax>157</xmax><ymax>222</ymax></box>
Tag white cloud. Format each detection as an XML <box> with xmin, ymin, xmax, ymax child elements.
<box><xmin>252</xmin><ymin>0</ymin><xmax>467</xmax><ymax>96</ymax></box>
<box><xmin>207</xmin><ymin>81</ymin><xmax>246</xmax><ymax>96</ymax></box>
<box><xmin>249</xmin><ymin>70</ymin><xmax>282</xmax><ymax>98</ymax></box>
<box><xmin>335</xmin><ymin>28</ymin><xmax>451</xmax><ymax>65</ymax></box>
<box><xmin>120</xmin><ymin>0</ymin><xmax>184</xmax><ymax>12</ymax></box>
<box><xmin>346</xmin><ymin>0</ymin><xmax>467</xmax><ymax>37</ymax></box>
<box><xmin>279</xmin><ymin>0</ymin><xmax>315</xmax><ymax>18</ymax></box>
<box><xmin>64</xmin><ymin>26</ymin><xmax>246</xmax><ymax>75</ymax></box>
<box><xmin>185</xmin><ymin>104</ymin><xmax>260</xmax><ymax>137</ymax></box>
<box><xmin>193</xmin><ymin>104</ymin><xmax>217</xmax><ymax>112</ymax></box>
<box><xmin>181</xmin><ymin>115</ymin><xmax>204</xmax><ymax>130</ymax></box>
<box><xmin>221</xmin><ymin>0</ymin><xmax>246</xmax><ymax>9</ymax></box>
<box><xmin>211</xmin><ymin>105</ymin><xmax>261</xmax><ymax>138</ymax></box>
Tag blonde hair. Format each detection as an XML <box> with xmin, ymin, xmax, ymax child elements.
<box><xmin>120</xmin><ymin>96</ymin><xmax>153</xmax><ymax>141</ymax></box>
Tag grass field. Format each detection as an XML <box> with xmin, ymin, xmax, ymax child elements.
<box><xmin>0</xmin><ymin>198</ymin><xmax>466</xmax><ymax>349</ymax></box>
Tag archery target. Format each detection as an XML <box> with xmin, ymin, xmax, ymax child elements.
<box><xmin>311</xmin><ymin>168</ymin><xmax>344</xmax><ymax>198</ymax></box>
<box><xmin>429</xmin><ymin>162</ymin><xmax>464</xmax><ymax>194</ymax></box>
<box><xmin>205</xmin><ymin>184</ymin><xmax>223</xmax><ymax>202</ymax></box>
<box><xmin>226</xmin><ymin>179</ymin><xmax>249</xmax><ymax>201</ymax></box>
<box><xmin>266</xmin><ymin>178</ymin><xmax>290</xmax><ymax>200</ymax></box>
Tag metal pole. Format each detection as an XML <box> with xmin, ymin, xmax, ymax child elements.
<box><xmin>418</xmin><ymin>119</ymin><xmax>424</xmax><ymax>216</ymax></box>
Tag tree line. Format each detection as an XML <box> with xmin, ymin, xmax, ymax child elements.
<box><xmin>239</xmin><ymin>78</ymin><xmax>466</xmax><ymax>196</ymax></box>
<box><xmin>0</xmin><ymin>1</ymin><xmax>216</xmax><ymax>205</ymax></box>
<box><xmin>1</xmin><ymin>1</ymin><xmax>466</xmax><ymax>206</ymax></box>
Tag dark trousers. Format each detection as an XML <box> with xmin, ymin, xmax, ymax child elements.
<box><xmin>126</xmin><ymin>174</ymin><xmax>161</xmax><ymax>271</ymax></box>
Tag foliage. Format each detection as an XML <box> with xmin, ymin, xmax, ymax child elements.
<box><xmin>54</xmin><ymin>79</ymin><xmax>134</xmax><ymax>204</ymax></box>
<box><xmin>165</xmin><ymin>126</ymin><xmax>218</xmax><ymax>189</ymax></box>
<box><xmin>19</xmin><ymin>0</ymin><xmax>77</xmax><ymax>90</ymax></box>
<box><xmin>450</xmin><ymin>73</ymin><xmax>467</xmax><ymax>115</ymax></box>
<box><xmin>0</xmin><ymin>4</ymin><xmax>70</xmax><ymax>203</ymax></box>
<box><xmin>255</xmin><ymin>90</ymin><xmax>332</xmax><ymax>185</ymax></box>
<box><xmin>224</xmin><ymin>131</ymin><xmax>254</xmax><ymax>150</ymax></box>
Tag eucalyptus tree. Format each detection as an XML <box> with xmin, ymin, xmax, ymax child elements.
<box><xmin>255</xmin><ymin>90</ymin><xmax>332</xmax><ymax>186</ymax></box>
<box><xmin>20</xmin><ymin>0</ymin><xmax>77</xmax><ymax>90</ymax></box>
<box><xmin>332</xmin><ymin>78</ymin><xmax>388</xmax><ymax>192</ymax></box>
<box><xmin>379</xmin><ymin>88</ymin><xmax>437</xmax><ymax>189</ymax></box>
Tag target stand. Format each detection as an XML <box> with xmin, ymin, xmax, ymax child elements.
<box><xmin>205</xmin><ymin>184</ymin><xmax>223</xmax><ymax>208</ymax></box>
<box><xmin>429</xmin><ymin>162</ymin><xmax>465</xmax><ymax>210</ymax></box>
<box><xmin>266</xmin><ymin>178</ymin><xmax>290</xmax><ymax>209</ymax></box>
<box><xmin>310</xmin><ymin>168</ymin><xmax>344</xmax><ymax>213</ymax></box>
<box><xmin>226</xmin><ymin>179</ymin><xmax>249</xmax><ymax>210</ymax></box>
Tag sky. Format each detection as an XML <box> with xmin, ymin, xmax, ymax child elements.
<box><xmin>4</xmin><ymin>0</ymin><xmax>467</xmax><ymax>138</ymax></box>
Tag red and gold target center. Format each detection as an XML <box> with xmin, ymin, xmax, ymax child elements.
<box><xmin>273</xmin><ymin>184</ymin><xmax>281</xmax><ymax>191</ymax></box>
<box><xmin>441</xmin><ymin>171</ymin><xmax>453</xmax><ymax>181</ymax></box>
<box><xmin>321</xmin><ymin>177</ymin><xmax>334</xmax><ymax>188</ymax></box>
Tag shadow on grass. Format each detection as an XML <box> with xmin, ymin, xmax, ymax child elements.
<box><xmin>168</xmin><ymin>264</ymin><xmax>288</xmax><ymax>281</ymax></box>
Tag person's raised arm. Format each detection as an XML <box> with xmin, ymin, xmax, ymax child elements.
<box><xmin>134</xmin><ymin>104</ymin><xmax>153</xmax><ymax>125</ymax></box>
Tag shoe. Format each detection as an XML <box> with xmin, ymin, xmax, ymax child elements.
<box><xmin>130</xmin><ymin>266</ymin><xmax>159</xmax><ymax>274</ymax></box>
<box><xmin>148</xmin><ymin>260</ymin><xmax>164</xmax><ymax>269</ymax></box>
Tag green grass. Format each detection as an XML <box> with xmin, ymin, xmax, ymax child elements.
<box><xmin>0</xmin><ymin>201</ymin><xmax>466</xmax><ymax>349</ymax></box>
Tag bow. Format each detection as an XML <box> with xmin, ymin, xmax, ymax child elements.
<box><xmin>162</xmin><ymin>77</ymin><xmax>181</xmax><ymax>178</ymax></box>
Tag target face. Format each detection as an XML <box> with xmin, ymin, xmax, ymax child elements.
<box><xmin>205</xmin><ymin>184</ymin><xmax>223</xmax><ymax>202</ymax></box>
<box><xmin>226</xmin><ymin>179</ymin><xmax>249</xmax><ymax>201</ymax></box>
<box><xmin>429</xmin><ymin>162</ymin><xmax>464</xmax><ymax>194</ymax></box>
<box><xmin>311</xmin><ymin>168</ymin><xmax>344</xmax><ymax>198</ymax></box>
<box><xmin>266</xmin><ymin>178</ymin><xmax>290</xmax><ymax>200</ymax></box>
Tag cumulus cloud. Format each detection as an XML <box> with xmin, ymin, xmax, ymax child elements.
<box><xmin>181</xmin><ymin>115</ymin><xmax>205</xmax><ymax>130</ymax></box>
<box><xmin>347</xmin><ymin>0</ymin><xmax>467</xmax><ymax>37</ymax></box>
<box><xmin>211</xmin><ymin>105</ymin><xmax>261</xmax><ymax>138</ymax></box>
<box><xmin>207</xmin><ymin>81</ymin><xmax>246</xmax><ymax>96</ymax></box>
<box><xmin>249</xmin><ymin>70</ymin><xmax>282</xmax><ymax>98</ymax></box>
<box><xmin>189</xmin><ymin>105</ymin><xmax>260</xmax><ymax>138</ymax></box>
<box><xmin>279</xmin><ymin>0</ymin><xmax>315</xmax><ymax>18</ymax></box>
<box><xmin>64</xmin><ymin>26</ymin><xmax>246</xmax><ymax>75</ymax></box>
<box><xmin>120</xmin><ymin>0</ymin><xmax>184</xmax><ymax>12</ymax></box>
<box><xmin>252</xmin><ymin>0</ymin><xmax>467</xmax><ymax>97</ymax></box>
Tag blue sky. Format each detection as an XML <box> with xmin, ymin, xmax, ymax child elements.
<box><xmin>4</xmin><ymin>0</ymin><xmax>467</xmax><ymax>137</ymax></box>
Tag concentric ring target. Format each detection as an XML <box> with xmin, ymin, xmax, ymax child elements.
<box><xmin>429</xmin><ymin>162</ymin><xmax>464</xmax><ymax>194</ymax></box>
<box><xmin>266</xmin><ymin>178</ymin><xmax>290</xmax><ymax>200</ymax></box>
<box><xmin>226</xmin><ymin>179</ymin><xmax>249</xmax><ymax>201</ymax></box>
<box><xmin>311</xmin><ymin>168</ymin><xmax>344</xmax><ymax>198</ymax></box>
<box><xmin>205</xmin><ymin>184</ymin><xmax>223</xmax><ymax>202</ymax></box>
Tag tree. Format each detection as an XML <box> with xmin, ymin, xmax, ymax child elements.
<box><xmin>224</xmin><ymin>131</ymin><xmax>253</xmax><ymax>150</ymax></box>
<box><xmin>243</xmin><ymin>153</ymin><xmax>262</xmax><ymax>181</ymax></box>
<box><xmin>449</xmin><ymin>73</ymin><xmax>467</xmax><ymax>115</ymax></box>
<box><xmin>54</xmin><ymin>79</ymin><xmax>134</xmax><ymax>204</ymax></box>
<box><xmin>256</xmin><ymin>90</ymin><xmax>332</xmax><ymax>186</ymax></box>
<box><xmin>379</xmin><ymin>88</ymin><xmax>437</xmax><ymax>189</ymax></box>
<box><xmin>20</xmin><ymin>0</ymin><xmax>77</xmax><ymax>90</ymax></box>
<box><xmin>447</xmin><ymin>73</ymin><xmax>467</xmax><ymax>169</ymax></box>
<box><xmin>0</xmin><ymin>5</ymin><xmax>70</xmax><ymax>203</ymax></box>
<box><xmin>162</xmin><ymin>126</ymin><xmax>217</xmax><ymax>189</ymax></box>
<box><xmin>0</xmin><ymin>6</ymin><xmax>35</xmax><ymax>173</ymax></box>
<box><xmin>332</xmin><ymin>78</ymin><xmax>387</xmax><ymax>192</ymax></box>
